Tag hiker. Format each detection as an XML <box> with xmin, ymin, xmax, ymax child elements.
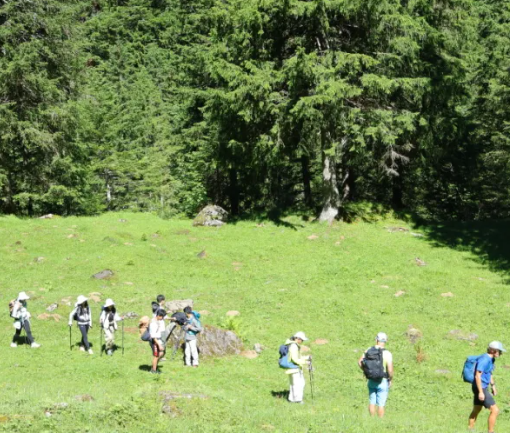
<box><xmin>69</xmin><ymin>295</ymin><xmax>93</xmax><ymax>354</ymax></box>
<box><xmin>283</xmin><ymin>332</ymin><xmax>311</xmax><ymax>404</ymax></box>
<box><xmin>183</xmin><ymin>306</ymin><xmax>202</xmax><ymax>367</ymax></box>
<box><xmin>468</xmin><ymin>341</ymin><xmax>506</xmax><ymax>433</ymax></box>
<box><xmin>10</xmin><ymin>291</ymin><xmax>41</xmax><ymax>348</ymax></box>
<box><xmin>152</xmin><ymin>295</ymin><xmax>166</xmax><ymax>317</ymax></box>
<box><xmin>358</xmin><ymin>332</ymin><xmax>393</xmax><ymax>418</ymax></box>
<box><xmin>99</xmin><ymin>298</ymin><xmax>122</xmax><ymax>356</ymax></box>
<box><xmin>149</xmin><ymin>308</ymin><xmax>167</xmax><ymax>374</ymax></box>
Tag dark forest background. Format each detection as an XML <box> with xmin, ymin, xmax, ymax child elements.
<box><xmin>1</xmin><ymin>0</ymin><xmax>509</xmax><ymax>221</ymax></box>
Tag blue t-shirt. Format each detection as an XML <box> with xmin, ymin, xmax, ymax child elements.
<box><xmin>476</xmin><ymin>354</ymin><xmax>495</xmax><ymax>388</ymax></box>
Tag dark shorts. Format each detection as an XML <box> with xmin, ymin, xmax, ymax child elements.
<box><xmin>472</xmin><ymin>385</ymin><xmax>496</xmax><ymax>408</ymax></box>
<box><xmin>150</xmin><ymin>340</ymin><xmax>164</xmax><ymax>357</ymax></box>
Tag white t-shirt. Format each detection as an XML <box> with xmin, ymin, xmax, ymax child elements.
<box><xmin>149</xmin><ymin>319</ymin><xmax>165</xmax><ymax>340</ymax></box>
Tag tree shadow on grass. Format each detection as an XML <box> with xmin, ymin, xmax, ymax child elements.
<box><xmin>271</xmin><ymin>390</ymin><xmax>289</xmax><ymax>400</ymax></box>
<box><xmin>232</xmin><ymin>208</ymin><xmax>306</xmax><ymax>231</ymax></box>
<box><xmin>415</xmin><ymin>219</ymin><xmax>510</xmax><ymax>284</ymax></box>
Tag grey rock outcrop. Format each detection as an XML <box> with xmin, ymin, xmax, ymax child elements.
<box><xmin>192</xmin><ymin>205</ymin><xmax>228</xmax><ymax>227</ymax></box>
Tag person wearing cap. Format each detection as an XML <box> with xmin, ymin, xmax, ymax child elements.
<box><xmin>10</xmin><ymin>292</ymin><xmax>41</xmax><ymax>348</ymax></box>
<box><xmin>99</xmin><ymin>299</ymin><xmax>123</xmax><ymax>356</ymax></box>
<box><xmin>69</xmin><ymin>295</ymin><xmax>93</xmax><ymax>354</ymax></box>
<box><xmin>468</xmin><ymin>341</ymin><xmax>506</xmax><ymax>433</ymax></box>
<box><xmin>358</xmin><ymin>332</ymin><xmax>393</xmax><ymax>418</ymax></box>
<box><xmin>284</xmin><ymin>331</ymin><xmax>311</xmax><ymax>404</ymax></box>
<box><xmin>149</xmin><ymin>308</ymin><xmax>167</xmax><ymax>374</ymax></box>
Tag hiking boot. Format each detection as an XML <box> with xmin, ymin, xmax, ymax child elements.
<box><xmin>88</xmin><ymin>349</ymin><xmax>94</xmax><ymax>355</ymax></box>
<box><xmin>150</xmin><ymin>369</ymin><xmax>161</xmax><ymax>374</ymax></box>
<box><xmin>31</xmin><ymin>342</ymin><xmax>41</xmax><ymax>348</ymax></box>
<box><xmin>79</xmin><ymin>346</ymin><xmax>85</xmax><ymax>352</ymax></box>
<box><xmin>106</xmin><ymin>349</ymin><xmax>113</xmax><ymax>356</ymax></box>
<box><xmin>10</xmin><ymin>342</ymin><xmax>17</xmax><ymax>348</ymax></box>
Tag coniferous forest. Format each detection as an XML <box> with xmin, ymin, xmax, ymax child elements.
<box><xmin>1</xmin><ymin>0</ymin><xmax>509</xmax><ymax>221</ymax></box>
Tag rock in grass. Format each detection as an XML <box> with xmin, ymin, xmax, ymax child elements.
<box><xmin>166</xmin><ymin>325</ymin><xmax>243</xmax><ymax>357</ymax></box>
<box><xmin>46</xmin><ymin>303</ymin><xmax>58</xmax><ymax>312</ymax></box>
<box><xmin>75</xmin><ymin>395</ymin><xmax>94</xmax><ymax>402</ymax></box>
<box><xmin>39</xmin><ymin>214</ymin><xmax>55</xmax><ymax>219</ymax></box>
<box><xmin>415</xmin><ymin>257</ymin><xmax>427</xmax><ymax>266</ymax></box>
<box><xmin>164</xmin><ymin>299</ymin><xmax>193</xmax><ymax>314</ymax></box>
<box><xmin>314</xmin><ymin>339</ymin><xmax>329</xmax><ymax>345</ymax></box>
<box><xmin>435</xmin><ymin>369</ymin><xmax>451</xmax><ymax>375</ymax></box>
<box><xmin>34</xmin><ymin>257</ymin><xmax>45</xmax><ymax>263</ymax></box>
<box><xmin>196</xmin><ymin>249</ymin><xmax>207</xmax><ymax>259</ymax></box>
<box><xmin>405</xmin><ymin>325</ymin><xmax>423</xmax><ymax>344</ymax></box>
<box><xmin>123</xmin><ymin>311</ymin><xmax>138</xmax><ymax>320</ymax></box>
<box><xmin>92</xmin><ymin>269</ymin><xmax>114</xmax><ymax>280</ymax></box>
<box><xmin>192</xmin><ymin>205</ymin><xmax>228</xmax><ymax>227</ymax></box>
<box><xmin>447</xmin><ymin>330</ymin><xmax>478</xmax><ymax>341</ymax></box>
<box><xmin>253</xmin><ymin>343</ymin><xmax>264</xmax><ymax>353</ymax></box>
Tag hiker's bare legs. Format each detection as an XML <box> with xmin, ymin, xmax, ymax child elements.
<box><xmin>488</xmin><ymin>404</ymin><xmax>499</xmax><ymax>432</ymax></box>
<box><xmin>377</xmin><ymin>406</ymin><xmax>385</xmax><ymax>418</ymax></box>
<box><xmin>468</xmin><ymin>405</ymin><xmax>482</xmax><ymax>429</ymax></box>
<box><xmin>369</xmin><ymin>404</ymin><xmax>376</xmax><ymax>416</ymax></box>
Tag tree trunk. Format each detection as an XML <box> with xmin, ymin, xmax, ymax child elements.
<box><xmin>319</xmin><ymin>153</ymin><xmax>340</xmax><ymax>222</ymax></box>
<box><xmin>228</xmin><ymin>168</ymin><xmax>239</xmax><ymax>215</ymax></box>
<box><xmin>301</xmin><ymin>154</ymin><xmax>312</xmax><ymax>208</ymax></box>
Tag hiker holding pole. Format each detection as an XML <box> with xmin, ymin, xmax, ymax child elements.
<box><xmin>283</xmin><ymin>332</ymin><xmax>311</xmax><ymax>404</ymax></box>
<box><xmin>10</xmin><ymin>292</ymin><xmax>41</xmax><ymax>348</ymax></box>
<box><xmin>99</xmin><ymin>298</ymin><xmax>122</xmax><ymax>356</ymax></box>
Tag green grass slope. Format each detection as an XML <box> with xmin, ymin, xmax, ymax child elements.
<box><xmin>0</xmin><ymin>213</ymin><xmax>509</xmax><ymax>432</ymax></box>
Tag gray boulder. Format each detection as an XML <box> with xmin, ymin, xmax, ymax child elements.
<box><xmin>167</xmin><ymin>324</ymin><xmax>243</xmax><ymax>358</ymax></box>
<box><xmin>164</xmin><ymin>299</ymin><xmax>193</xmax><ymax>314</ymax></box>
<box><xmin>193</xmin><ymin>205</ymin><xmax>228</xmax><ymax>227</ymax></box>
<box><xmin>92</xmin><ymin>269</ymin><xmax>114</xmax><ymax>280</ymax></box>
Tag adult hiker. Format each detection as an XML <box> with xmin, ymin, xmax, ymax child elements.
<box><xmin>183</xmin><ymin>306</ymin><xmax>202</xmax><ymax>367</ymax></box>
<box><xmin>358</xmin><ymin>332</ymin><xmax>394</xmax><ymax>418</ymax></box>
<box><xmin>69</xmin><ymin>295</ymin><xmax>93</xmax><ymax>354</ymax></box>
<box><xmin>10</xmin><ymin>291</ymin><xmax>41</xmax><ymax>348</ymax></box>
<box><xmin>283</xmin><ymin>332</ymin><xmax>311</xmax><ymax>404</ymax></box>
<box><xmin>99</xmin><ymin>298</ymin><xmax>123</xmax><ymax>356</ymax></box>
<box><xmin>468</xmin><ymin>341</ymin><xmax>506</xmax><ymax>433</ymax></box>
<box><xmin>149</xmin><ymin>308</ymin><xmax>167</xmax><ymax>374</ymax></box>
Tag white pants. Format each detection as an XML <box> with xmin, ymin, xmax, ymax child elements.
<box><xmin>104</xmin><ymin>327</ymin><xmax>115</xmax><ymax>350</ymax></box>
<box><xmin>185</xmin><ymin>339</ymin><xmax>199</xmax><ymax>366</ymax></box>
<box><xmin>288</xmin><ymin>370</ymin><xmax>305</xmax><ymax>402</ymax></box>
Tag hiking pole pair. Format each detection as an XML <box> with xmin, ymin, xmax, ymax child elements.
<box><xmin>308</xmin><ymin>355</ymin><xmax>315</xmax><ymax>401</ymax></box>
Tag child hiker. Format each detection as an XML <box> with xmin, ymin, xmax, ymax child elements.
<box><xmin>69</xmin><ymin>295</ymin><xmax>93</xmax><ymax>354</ymax></box>
<box><xmin>99</xmin><ymin>298</ymin><xmax>122</xmax><ymax>356</ymax></box>
<box><xmin>149</xmin><ymin>308</ymin><xmax>167</xmax><ymax>374</ymax></box>
<box><xmin>183</xmin><ymin>306</ymin><xmax>202</xmax><ymax>367</ymax></box>
<box><xmin>10</xmin><ymin>291</ymin><xmax>41</xmax><ymax>348</ymax></box>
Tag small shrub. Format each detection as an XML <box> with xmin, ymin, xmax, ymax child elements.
<box><xmin>415</xmin><ymin>343</ymin><xmax>427</xmax><ymax>363</ymax></box>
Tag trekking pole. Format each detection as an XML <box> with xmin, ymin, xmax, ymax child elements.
<box><xmin>171</xmin><ymin>328</ymin><xmax>185</xmax><ymax>360</ymax></box>
<box><xmin>69</xmin><ymin>326</ymin><xmax>72</xmax><ymax>351</ymax></box>
<box><xmin>122</xmin><ymin>319</ymin><xmax>124</xmax><ymax>356</ymax></box>
<box><xmin>308</xmin><ymin>355</ymin><xmax>315</xmax><ymax>401</ymax></box>
<box><xmin>100</xmin><ymin>325</ymin><xmax>103</xmax><ymax>357</ymax></box>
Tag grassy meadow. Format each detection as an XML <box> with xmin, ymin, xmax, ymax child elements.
<box><xmin>0</xmin><ymin>212</ymin><xmax>509</xmax><ymax>432</ymax></box>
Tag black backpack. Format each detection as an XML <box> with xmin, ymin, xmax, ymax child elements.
<box><xmin>172</xmin><ymin>312</ymin><xmax>187</xmax><ymax>326</ymax></box>
<box><xmin>362</xmin><ymin>346</ymin><xmax>387</xmax><ymax>380</ymax></box>
<box><xmin>151</xmin><ymin>301</ymin><xmax>160</xmax><ymax>314</ymax></box>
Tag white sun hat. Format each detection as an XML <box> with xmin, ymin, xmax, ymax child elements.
<box><xmin>76</xmin><ymin>295</ymin><xmax>88</xmax><ymax>305</ymax></box>
<box><xmin>104</xmin><ymin>298</ymin><xmax>115</xmax><ymax>308</ymax></box>
<box><xmin>376</xmin><ymin>332</ymin><xmax>388</xmax><ymax>343</ymax></box>
<box><xmin>17</xmin><ymin>291</ymin><xmax>30</xmax><ymax>301</ymax></box>
<box><xmin>293</xmin><ymin>331</ymin><xmax>309</xmax><ymax>341</ymax></box>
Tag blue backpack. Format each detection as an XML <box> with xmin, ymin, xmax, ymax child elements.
<box><xmin>278</xmin><ymin>344</ymin><xmax>298</xmax><ymax>369</ymax></box>
<box><xmin>462</xmin><ymin>355</ymin><xmax>482</xmax><ymax>383</ymax></box>
<box><xmin>191</xmin><ymin>311</ymin><xmax>201</xmax><ymax>330</ymax></box>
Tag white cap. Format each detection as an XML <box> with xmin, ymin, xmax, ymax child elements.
<box><xmin>488</xmin><ymin>341</ymin><xmax>506</xmax><ymax>352</ymax></box>
<box><xmin>376</xmin><ymin>332</ymin><xmax>388</xmax><ymax>343</ymax></box>
<box><xmin>17</xmin><ymin>291</ymin><xmax>30</xmax><ymax>301</ymax></box>
<box><xmin>76</xmin><ymin>295</ymin><xmax>88</xmax><ymax>305</ymax></box>
<box><xmin>293</xmin><ymin>331</ymin><xmax>309</xmax><ymax>341</ymax></box>
<box><xmin>104</xmin><ymin>298</ymin><xmax>115</xmax><ymax>308</ymax></box>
